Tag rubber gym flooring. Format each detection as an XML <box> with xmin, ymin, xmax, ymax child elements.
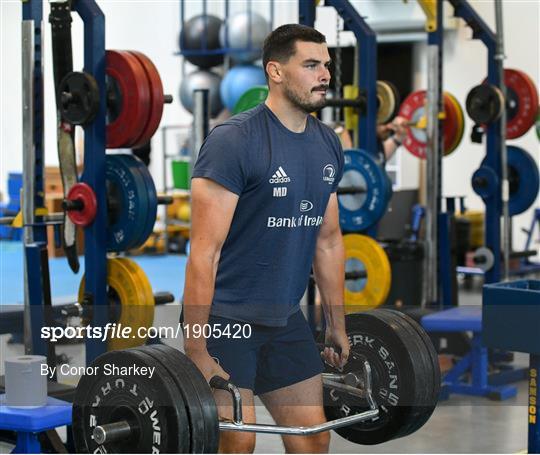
<box><xmin>0</xmin><ymin>240</ymin><xmax>532</xmax><ymax>452</ymax></box>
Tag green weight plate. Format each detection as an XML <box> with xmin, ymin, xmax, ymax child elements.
<box><xmin>232</xmin><ymin>85</ymin><xmax>268</xmax><ymax>114</ymax></box>
<box><xmin>536</xmin><ymin>106</ymin><xmax>540</xmax><ymax>141</ymax></box>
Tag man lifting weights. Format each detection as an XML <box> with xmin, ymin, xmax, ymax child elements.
<box><xmin>183</xmin><ymin>24</ymin><xmax>349</xmax><ymax>453</ymax></box>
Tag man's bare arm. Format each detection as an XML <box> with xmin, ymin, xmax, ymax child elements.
<box><xmin>313</xmin><ymin>193</ymin><xmax>349</xmax><ymax>367</ymax></box>
<box><xmin>183</xmin><ymin>177</ymin><xmax>239</xmax><ymax>355</ymax></box>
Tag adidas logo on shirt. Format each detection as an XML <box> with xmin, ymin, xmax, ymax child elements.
<box><xmin>269</xmin><ymin>166</ymin><xmax>291</xmax><ymax>184</ymax></box>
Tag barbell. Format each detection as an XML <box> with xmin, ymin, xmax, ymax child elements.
<box><xmin>72</xmin><ymin>309</ymin><xmax>440</xmax><ymax>453</ymax></box>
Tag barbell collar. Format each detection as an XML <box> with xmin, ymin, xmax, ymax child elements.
<box><xmin>153</xmin><ymin>291</ymin><xmax>175</xmax><ymax>305</ymax></box>
<box><xmin>63</xmin><ymin>198</ymin><xmax>84</xmax><ymax>211</ymax></box>
<box><xmin>345</xmin><ymin>270</ymin><xmax>367</xmax><ymax>280</ymax></box>
<box><xmin>93</xmin><ymin>420</ymin><xmax>133</xmax><ymax>445</ymax></box>
<box><xmin>324</xmin><ymin>98</ymin><xmax>365</xmax><ymax>109</ymax></box>
<box><xmin>157</xmin><ymin>195</ymin><xmax>173</xmax><ymax>205</ymax></box>
<box><xmin>60</xmin><ymin>302</ymin><xmax>83</xmax><ymax>318</ymax></box>
<box><xmin>337</xmin><ymin>186</ymin><xmax>367</xmax><ymax>195</ymax></box>
<box><xmin>310</xmin><ymin>269</ymin><xmax>367</xmax><ymax>285</ymax></box>
<box><xmin>473</xmin><ymin>176</ymin><xmax>488</xmax><ymax>188</ymax></box>
<box><xmin>60</xmin><ymin>91</ymin><xmax>74</xmax><ymax>106</ymax></box>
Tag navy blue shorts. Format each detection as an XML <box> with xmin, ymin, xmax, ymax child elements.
<box><xmin>206</xmin><ymin>309</ymin><xmax>324</xmax><ymax>395</ymax></box>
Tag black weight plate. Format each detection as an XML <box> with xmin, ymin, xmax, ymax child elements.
<box><xmin>145</xmin><ymin>344</ymin><xmax>220</xmax><ymax>454</ymax></box>
<box><xmin>367</xmin><ymin>309</ymin><xmax>436</xmax><ymax>440</ymax></box>
<box><xmin>59</xmin><ymin>71</ymin><xmax>100</xmax><ymax>126</ymax></box>
<box><xmin>368</xmin><ymin>309</ymin><xmax>433</xmax><ymax>441</ymax></box>
<box><xmin>466</xmin><ymin>84</ymin><xmax>503</xmax><ymax>124</ymax></box>
<box><xmin>382</xmin><ymin>309</ymin><xmax>440</xmax><ymax>438</ymax></box>
<box><xmin>132</xmin><ymin>345</ymin><xmax>207</xmax><ymax>453</ymax></box>
<box><xmin>323</xmin><ymin>309</ymin><xmax>427</xmax><ymax>445</ymax></box>
<box><xmin>72</xmin><ymin>348</ymin><xmax>190</xmax><ymax>453</ymax></box>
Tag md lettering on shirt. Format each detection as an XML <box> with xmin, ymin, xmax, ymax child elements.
<box><xmin>267</xmin><ymin>215</ymin><xmax>323</xmax><ymax>228</ymax></box>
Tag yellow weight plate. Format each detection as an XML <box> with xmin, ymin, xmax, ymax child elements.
<box><xmin>343</xmin><ymin>234</ymin><xmax>391</xmax><ymax>312</ymax></box>
<box><xmin>446</xmin><ymin>92</ymin><xmax>465</xmax><ymax>154</ymax></box>
<box><xmin>78</xmin><ymin>258</ymin><xmax>155</xmax><ymax>350</ymax></box>
<box><xmin>176</xmin><ymin>201</ymin><xmax>191</xmax><ymax>221</ymax></box>
<box><xmin>113</xmin><ymin>257</ymin><xmax>155</xmax><ymax>349</ymax></box>
<box><xmin>377</xmin><ymin>81</ymin><xmax>396</xmax><ymax>124</ymax></box>
<box><xmin>456</xmin><ymin>210</ymin><xmax>484</xmax><ymax>249</ymax></box>
<box><xmin>343</xmin><ymin>85</ymin><xmax>359</xmax><ymax>131</ymax></box>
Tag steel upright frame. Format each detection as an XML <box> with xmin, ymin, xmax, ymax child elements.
<box><xmin>22</xmin><ymin>0</ymin><xmax>108</xmax><ymax>363</ymax></box>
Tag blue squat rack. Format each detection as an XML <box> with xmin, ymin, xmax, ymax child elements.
<box><xmin>2</xmin><ymin>3</ymin><xmax>107</xmax><ymax>449</ymax></box>
<box><xmin>22</xmin><ymin>0</ymin><xmax>108</xmax><ymax>366</ymax></box>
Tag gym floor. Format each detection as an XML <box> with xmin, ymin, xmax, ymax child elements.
<box><xmin>0</xmin><ymin>241</ymin><xmax>534</xmax><ymax>453</ymax></box>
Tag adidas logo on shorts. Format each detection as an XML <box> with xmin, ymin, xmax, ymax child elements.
<box><xmin>269</xmin><ymin>166</ymin><xmax>291</xmax><ymax>184</ymax></box>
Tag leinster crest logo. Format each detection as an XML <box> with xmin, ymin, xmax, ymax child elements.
<box><xmin>322</xmin><ymin>164</ymin><xmax>335</xmax><ymax>185</ymax></box>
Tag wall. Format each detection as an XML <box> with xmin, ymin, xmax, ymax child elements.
<box><xmin>1</xmin><ymin>0</ymin><xmax>538</xmax><ymax>252</ymax></box>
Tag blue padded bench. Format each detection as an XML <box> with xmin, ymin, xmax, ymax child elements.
<box><xmin>0</xmin><ymin>395</ymin><xmax>72</xmax><ymax>453</ymax></box>
<box><xmin>421</xmin><ymin>306</ymin><xmax>526</xmax><ymax>400</ymax></box>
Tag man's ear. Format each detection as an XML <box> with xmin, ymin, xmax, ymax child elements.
<box><xmin>266</xmin><ymin>61</ymin><xmax>282</xmax><ymax>83</ymax></box>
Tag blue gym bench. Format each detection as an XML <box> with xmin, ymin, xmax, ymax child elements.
<box><xmin>0</xmin><ymin>395</ymin><xmax>72</xmax><ymax>453</ymax></box>
<box><xmin>421</xmin><ymin>306</ymin><xmax>527</xmax><ymax>400</ymax></box>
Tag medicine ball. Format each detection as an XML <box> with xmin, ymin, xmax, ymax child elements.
<box><xmin>179</xmin><ymin>14</ymin><xmax>224</xmax><ymax>69</ymax></box>
<box><xmin>220</xmin><ymin>11</ymin><xmax>271</xmax><ymax>63</ymax></box>
<box><xmin>220</xmin><ymin>65</ymin><xmax>267</xmax><ymax>112</ymax></box>
<box><xmin>179</xmin><ymin>70</ymin><xmax>224</xmax><ymax>118</ymax></box>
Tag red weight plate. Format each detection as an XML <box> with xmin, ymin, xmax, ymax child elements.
<box><xmin>66</xmin><ymin>183</ymin><xmax>97</xmax><ymax>227</ymax></box>
<box><xmin>505</xmin><ymin>69</ymin><xmax>538</xmax><ymax>139</ymax></box>
<box><xmin>398</xmin><ymin>90</ymin><xmax>457</xmax><ymax>159</ymax></box>
<box><xmin>399</xmin><ymin>90</ymin><xmax>426</xmax><ymax>158</ymax></box>
<box><xmin>483</xmin><ymin>69</ymin><xmax>539</xmax><ymax>139</ymax></box>
<box><xmin>128</xmin><ymin>50</ymin><xmax>165</xmax><ymax>148</ymax></box>
<box><xmin>106</xmin><ymin>50</ymin><xmax>151</xmax><ymax>148</ymax></box>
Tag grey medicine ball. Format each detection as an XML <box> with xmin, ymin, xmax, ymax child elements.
<box><xmin>219</xmin><ymin>12</ymin><xmax>271</xmax><ymax>63</ymax></box>
<box><xmin>179</xmin><ymin>70</ymin><xmax>224</xmax><ymax>118</ymax></box>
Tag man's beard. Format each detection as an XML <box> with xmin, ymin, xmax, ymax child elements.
<box><xmin>283</xmin><ymin>84</ymin><xmax>327</xmax><ymax>114</ymax></box>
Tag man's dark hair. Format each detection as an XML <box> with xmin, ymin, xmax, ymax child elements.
<box><xmin>262</xmin><ymin>24</ymin><xmax>326</xmax><ymax>79</ymax></box>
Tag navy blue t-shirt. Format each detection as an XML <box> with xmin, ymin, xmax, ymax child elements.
<box><xmin>192</xmin><ymin>103</ymin><xmax>344</xmax><ymax>326</ymax></box>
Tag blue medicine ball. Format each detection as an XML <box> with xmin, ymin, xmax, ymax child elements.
<box><xmin>220</xmin><ymin>65</ymin><xmax>267</xmax><ymax>112</ymax></box>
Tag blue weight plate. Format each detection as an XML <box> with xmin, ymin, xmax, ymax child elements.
<box><xmin>481</xmin><ymin>146</ymin><xmax>539</xmax><ymax>216</ymax></box>
<box><xmin>106</xmin><ymin>154</ymin><xmax>149</xmax><ymax>252</ymax></box>
<box><xmin>129</xmin><ymin>156</ymin><xmax>158</xmax><ymax>249</ymax></box>
<box><xmin>338</xmin><ymin>149</ymin><xmax>390</xmax><ymax>232</ymax></box>
<box><xmin>506</xmin><ymin>146</ymin><xmax>539</xmax><ymax>216</ymax></box>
